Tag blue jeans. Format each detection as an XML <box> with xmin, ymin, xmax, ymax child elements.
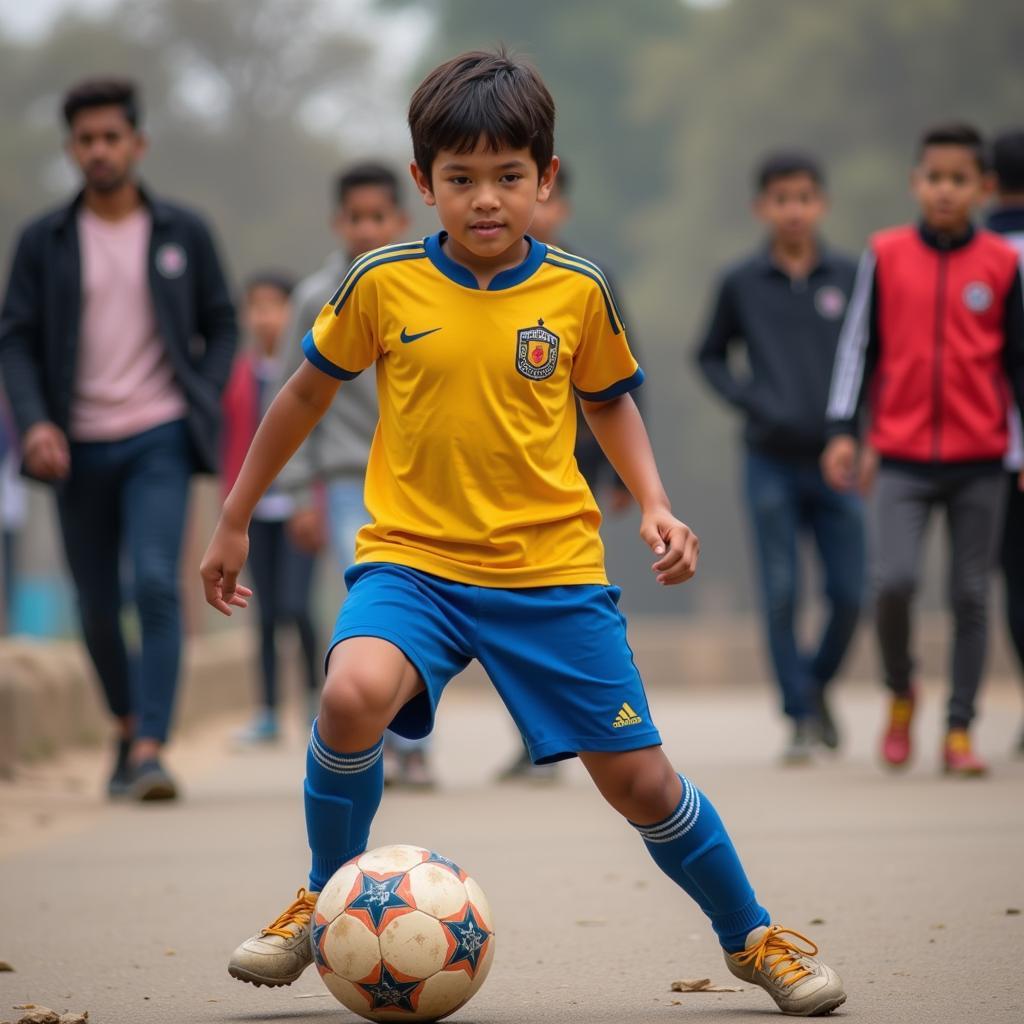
<box><xmin>57</xmin><ymin>420</ymin><xmax>193</xmax><ymax>743</ymax></box>
<box><xmin>326</xmin><ymin>478</ymin><xmax>428</xmax><ymax>755</ymax></box>
<box><xmin>744</xmin><ymin>450</ymin><xmax>865</xmax><ymax>721</ymax></box>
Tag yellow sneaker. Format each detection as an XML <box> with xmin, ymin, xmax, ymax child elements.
<box><xmin>725</xmin><ymin>924</ymin><xmax>846</xmax><ymax>1016</ymax></box>
<box><xmin>228</xmin><ymin>888</ymin><xmax>318</xmax><ymax>987</ymax></box>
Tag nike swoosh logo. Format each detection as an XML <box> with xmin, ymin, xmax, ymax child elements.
<box><xmin>400</xmin><ymin>326</ymin><xmax>442</xmax><ymax>344</ymax></box>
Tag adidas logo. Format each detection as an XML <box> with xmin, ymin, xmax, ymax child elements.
<box><xmin>612</xmin><ymin>702</ymin><xmax>642</xmax><ymax>728</ymax></box>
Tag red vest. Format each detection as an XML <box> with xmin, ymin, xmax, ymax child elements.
<box><xmin>870</xmin><ymin>225</ymin><xmax>1019</xmax><ymax>462</ymax></box>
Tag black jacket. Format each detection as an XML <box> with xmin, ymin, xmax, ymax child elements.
<box><xmin>0</xmin><ymin>186</ymin><xmax>237</xmax><ymax>476</ymax></box>
<box><xmin>695</xmin><ymin>243</ymin><xmax>857</xmax><ymax>458</ymax></box>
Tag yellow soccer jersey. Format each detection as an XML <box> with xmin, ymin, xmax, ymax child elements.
<box><xmin>301</xmin><ymin>231</ymin><xmax>643</xmax><ymax>587</ymax></box>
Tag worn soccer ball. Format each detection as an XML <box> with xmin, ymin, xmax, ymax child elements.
<box><xmin>313</xmin><ymin>844</ymin><xmax>495</xmax><ymax>1022</ymax></box>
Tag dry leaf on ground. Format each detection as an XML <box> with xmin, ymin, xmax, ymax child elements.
<box><xmin>671</xmin><ymin>978</ymin><xmax>743</xmax><ymax>993</ymax></box>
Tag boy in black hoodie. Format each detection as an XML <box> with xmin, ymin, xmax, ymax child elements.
<box><xmin>696</xmin><ymin>152</ymin><xmax>863</xmax><ymax>764</ymax></box>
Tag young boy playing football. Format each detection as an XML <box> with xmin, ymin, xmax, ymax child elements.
<box><xmin>201</xmin><ymin>50</ymin><xmax>846</xmax><ymax>1017</ymax></box>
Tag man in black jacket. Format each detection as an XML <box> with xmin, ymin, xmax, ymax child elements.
<box><xmin>0</xmin><ymin>78</ymin><xmax>237</xmax><ymax>800</ymax></box>
<box><xmin>695</xmin><ymin>152</ymin><xmax>864</xmax><ymax>764</ymax></box>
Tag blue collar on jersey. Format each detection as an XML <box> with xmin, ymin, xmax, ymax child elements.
<box><xmin>425</xmin><ymin>231</ymin><xmax>547</xmax><ymax>290</ymax></box>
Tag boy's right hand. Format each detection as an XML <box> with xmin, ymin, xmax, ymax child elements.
<box><xmin>200</xmin><ymin>520</ymin><xmax>253</xmax><ymax>616</ymax></box>
<box><xmin>821</xmin><ymin>436</ymin><xmax>858</xmax><ymax>492</ymax></box>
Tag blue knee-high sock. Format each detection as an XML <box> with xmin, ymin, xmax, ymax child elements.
<box><xmin>632</xmin><ymin>775</ymin><xmax>770</xmax><ymax>952</ymax></box>
<box><xmin>305</xmin><ymin>719</ymin><xmax>384</xmax><ymax>892</ymax></box>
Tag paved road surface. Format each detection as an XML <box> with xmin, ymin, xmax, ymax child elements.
<box><xmin>2</xmin><ymin>679</ymin><xmax>1023</xmax><ymax>1023</ymax></box>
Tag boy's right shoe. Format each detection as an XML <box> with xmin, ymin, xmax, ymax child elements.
<box><xmin>881</xmin><ymin>690</ymin><xmax>915</xmax><ymax>767</ymax></box>
<box><xmin>781</xmin><ymin>720</ymin><xmax>815</xmax><ymax>765</ymax></box>
<box><xmin>228</xmin><ymin>888</ymin><xmax>318</xmax><ymax>987</ymax></box>
<box><xmin>725</xmin><ymin>924</ymin><xmax>846</xmax><ymax>1016</ymax></box>
<box><xmin>107</xmin><ymin>738</ymin><xmax>133</xmax><ymax>799</ymax></box>
<box><xmin>942</xmin><ymin>729</ymin><xmax>988</xmax><ymax>777</ymax></box>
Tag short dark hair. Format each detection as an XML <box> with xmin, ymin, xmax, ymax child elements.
<box><xmin>334</xmin><ymin>161</ymin><xmax>403</xmax><ymax>208</ymax></box>
<box><xmin>408</xmin><ymin>49</ymin><xmax>555</xmax><ymax>179</ymax></box>
<box><xmin>992</xmin><ymin>130</ymin><xmax>1024</xmax><ymax>192</ymax></box>
<box><xmin>244</xmin><ymin>270</ymin><xmax>295</xmax><ymax>298</ymax></box>
<box><xmin>917</xmin><ymin>121</ymin><xmax>987</xmax><ymax>171</ymax></box>
<box><xmin>62</xmin><ymin>77</ymin><xmax>140</xmax><ymax>129</ymax></box>
<box><xmin>754</xmin><ymin>151</ymin><xmax>825</xmax><ymax>193</ymax></box>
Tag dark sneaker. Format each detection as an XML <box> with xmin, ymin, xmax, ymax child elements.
<box><xmin>781</xmin><ymin>720</ymin><xmax>815</xmax><ymax>765</ymax></box>
<box><xmin>814</xmin><ymin>691</ymin><xmax>840</xmax><ymax>751</ymax></box>
<box><xmin>129</xmin><ymin>758</ymin><xmax>178</xmax><ymax>801</ymax></box>
<box><xmin>107</xmin><ymin>738</ymin><xmax>133</xmax><ymax>799</ymax></box>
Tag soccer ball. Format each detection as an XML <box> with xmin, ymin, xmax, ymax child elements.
<box><xmin>313</xmin><ymin>844</ymin><xmax>495</xmax><ymax>1022</ymax></box>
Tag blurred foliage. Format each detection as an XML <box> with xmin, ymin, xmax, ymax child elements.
<box><xmin>0</xmin><ymin>0</ymin><xmax>375</xmax><ymax>284</ymax></box>
<box><xmin>2</xmin><ymin>0</ymin><xmax>1023</xmax><ymax>610</ymax></box>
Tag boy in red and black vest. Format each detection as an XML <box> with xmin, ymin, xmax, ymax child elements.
<box><xmin>823</xmin><ymin>123</ymin><xmax>1024</xmax><ymax>776</ymax></box>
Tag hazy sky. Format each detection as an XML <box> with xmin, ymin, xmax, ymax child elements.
<box><xmin>0</xmin><ymin>0</ymin><xmax>115</xmax><ymax>38</ymax></box>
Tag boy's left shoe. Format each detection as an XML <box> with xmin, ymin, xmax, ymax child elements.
<box><xmin>725</xmin><ymin>924</ymin><xmax>846</xmax><ymax>1017</ymax></box>
<box><xmin>942</xmin><ymin>729</ymin><xmax>988</xmax><ymax>777</ymax></box>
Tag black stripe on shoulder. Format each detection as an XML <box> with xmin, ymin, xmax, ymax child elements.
<box><xmin>332</xmin><ymin>250</ymin><xmax>427</xmax><ymax>314</ymax></box>
<box><xmin>543</xmin><ymin>255</ymin><xmax>624</xmax><ymax>334</ymax></box>
<box><xmin>547</xmin><ymin>249</ymin><xmax>626</xmax><ymax>329</ymax></box>
<box><xmin>327</xmin><ymin>241</ymin><xmax>426</xmax><ymax>307</ymax></box>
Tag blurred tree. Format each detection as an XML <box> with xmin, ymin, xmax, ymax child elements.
<box><xmin>0</xmin><ymin>0</ymin><xmax>385</xmax><ymax>283</ymax></box>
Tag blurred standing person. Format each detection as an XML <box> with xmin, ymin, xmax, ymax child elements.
<box><xmin>0</xmin><ymin>79</ymin><xmax>237</xmax><ymax>799</ymax></box>
<box><xmin>223</xmin><ymin>273</ymin><xmax>320</xmax><ymax>744</ymax></box>
<box><xmin>696</xmin><ymin>153</ymin><xmax>864</xmax><ymax>764</ymax></box>
<box><xmin>275</xmin><ymin>163</ymin><xmax>436</xmax><ymax>788</ymax></box>
<box><xmin>498</xmin><ymin>161</ymin><xmax>636</xmax><ymax>782</ymax></box>
<box><xmin>987</xmin><ymin>129</ymin><xmax>1024</xmax><ymax>755</ymax></box>
<box><xmin>0</xmin><ymin>390</ymin><xmax>27</xmax><ymax>633</ymax></box>
<box><xmin>824</xmin><ymin>124</ymin><xmax>1024</xmax><ymax>776</ymax></box>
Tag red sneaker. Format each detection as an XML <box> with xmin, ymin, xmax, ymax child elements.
<box><xmin>942</xmin><ymin>729</ymin><xmax>988</xmax><ymax>777</ymax></box>
<box><xmin>881</xmin><ymin>691</ymin><xmax>915</xmax><ymax>767</ymax></box>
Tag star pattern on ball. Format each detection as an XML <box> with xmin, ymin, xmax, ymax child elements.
<box><xmin>310</xmin><ymin>918</ymin><xmax>328</xmax><ymax>970</ymax></box>
<box><xmin>348</xmin><ymin>873</ymin><xmax>411</xmax><ymax>930</ymax></box>
<box><xmin>444</xmin><ymin>904</ymin><xmax>489</xmax><ymax>972</ymax></box>
<box><xmin>361</xmin><ymin>960</ymin><xmax>420</xmax><ymax>1012</ymax></box>
<box><xmin>427</xmin><ymin>850</ymin><xmax>463</xmax><ymax>876</ymax></box>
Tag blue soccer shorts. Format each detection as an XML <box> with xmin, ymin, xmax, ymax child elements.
<box><xmin>328</xmin><ymin>562</ymin><xmax>663</xmax><ymax>764</ymax></box>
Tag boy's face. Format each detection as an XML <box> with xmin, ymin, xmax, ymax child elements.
<box><xmin>912</xmin><ymin>145</ymin><xmax>986</xmax><ymax>233</ymax></box>
<box><xmin>66</xmin><ymin>105</ymin><xmax>146</xmax><ymax>194</ymax></box>
<box><xmin>411</xmin><ymin>142</ymin><xmax>557</xmax><ymax>262</ymax></box>
<box><xmin>754</xmin><ymin>172</ymin><xmax>826</xmax><ymax>245</ymax></box>
<box><xmin>243</xmin><ymin>284</ymin><xmax>291</xmax><ymax>354</ymax></box>
<box><xmin>333</xmin><ymin>185</ymin><xmax>409</xmax><ymax>260</ymax></box>
<box><xmin>527</xmin><ymin>181</ymin><xmax>571</xmax><ymax>245</ymax></box>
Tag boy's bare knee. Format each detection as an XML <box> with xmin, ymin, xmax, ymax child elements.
<box><xmin>584</xmin><ymin>750</ymin><xmax>681</xmax><ymax>824</ymax></box>
<box><xmin>319</xmin><ymin>664</ymin><xmax>400</xmax><ymax>740</ymax></box>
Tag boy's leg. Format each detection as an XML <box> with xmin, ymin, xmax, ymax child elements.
<box><xmin>579</xmin><ymin>747</ymin><xmax>768</xmax><ymax>949</ymax></box>
<box><xmin>744</xmin><ymin>452</ymin><xmax>813</xmax><ymax>755</ymax></box>
<box><xmin>806</xmin><ymin>469</ymin><xmax>865</xmax><ymax>747</ymax></box>
<box><xmin>872</xmin><ymin>467</ymin><xmax>934</xmax><ymax>766</ymax></box>
<box><xmin>943</xmin><ymin>471</ymin><xmax>1006</xmax><ymax>755</ymax></box>
<box><xmin>229</xmin><ymin>564</ymin><xmax>472</xmax><ymax>988</ymax></box>
<box><xmin>278</xmin><ymin>528</ymin><xmax>320</xmax><ymax>698</ymax></box>
<box><xmin>246</xmin><ymin>520</ymin><xmax>281</xmax><ymax>721</ymax></box>
<box><xmin>582</xmin><ymin>746</ymin><xmax>845</xmax><ymax>1016</ymax></box>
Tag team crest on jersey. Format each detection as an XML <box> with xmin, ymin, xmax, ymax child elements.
<box><xmin>516</xmin><ymin>319</ymin><xmax>559</xmax><ymax>381</ymax></box>
<box><xmin>962</xmin><ymin>281</ymin><xmax>993</xmax><ymax>313</ymax></box>
<box><xmin>814</xmin><ymin>285</ymin><xmax>847</xmax><ymax>320</ymax></box>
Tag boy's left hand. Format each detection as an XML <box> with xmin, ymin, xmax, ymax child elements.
<box><xmin>640</xmin><ymin>510</ymin><xmax>699</xmax><ymax>585</ymax></box>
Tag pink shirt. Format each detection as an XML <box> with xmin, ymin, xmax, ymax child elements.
<box><xmin>71</xmin><ymin>207</ymin><xmax>187</xmax><ymax>441</ymax></box>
